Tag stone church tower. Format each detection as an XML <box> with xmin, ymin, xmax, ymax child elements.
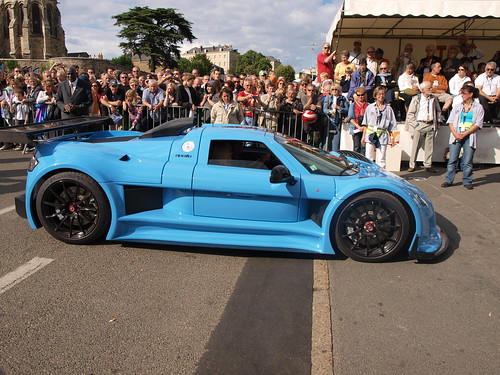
<box><xmin>0</xmin><ymin>0</ymin><xmax>67</xmax><ymax>59</ymax></box>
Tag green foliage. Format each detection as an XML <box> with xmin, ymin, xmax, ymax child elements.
<box><xmin>176</xmin><ymin>54</ymin><xmax>214</xmax><ymax>76</ymax></box>
<box><xmin>113</xmin><ymin>7</ymin><xmax>195</xmax><ymax>72</ymax></box>
<box><xmin>188</xmin><ymin>54</ymin><xmax>214</xmax><ymax>76</ymax></box>
<box><xmin>275</xmin><ymin>65</ymin><xmax>296</xmax><ymax>83</ymax></box>
<box><xmin>176</xmin><ymin>58</ymin><xmax>192</xmax><ymax>74</ymax></box>
<box><xmin>4</xmin><ymin>60</ymin><xmax>19</xmax><ymax>71</ymax></box>
<box><xmin>236</xmin><ymin>50</ymin><xmax>271</xmax><ymax>76</ymax></box>
<box><xmin>111</xmin><ymin>54</ymin><xmax>134</xmax><ymax>68</ymax></box>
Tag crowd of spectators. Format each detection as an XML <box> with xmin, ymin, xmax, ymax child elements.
<box><xmin>0</xmin><ymin>35</ymin><xmax>499</xmax><ymax>160</ymax></box>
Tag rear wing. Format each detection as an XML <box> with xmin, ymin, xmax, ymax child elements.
<box><xmin>0</xmin><ymin>116</ymin><xmax>114</xmax><ymax>144</ymax></box>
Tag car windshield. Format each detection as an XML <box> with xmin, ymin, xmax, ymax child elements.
<box><xmin>275</xmin><ymin>134</ymin><xmax>358</xmax><ymax>176</ymax></box>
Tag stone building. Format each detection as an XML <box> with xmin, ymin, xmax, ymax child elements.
<box><xmin>181</xmin><ymin>45</ymin><xmax>239</xmax><ymax>73</ymax></box>
<box><xmin>0</xmin><ymin>0</ymin><xmax>67</xmax><ymax>60</ymax></box>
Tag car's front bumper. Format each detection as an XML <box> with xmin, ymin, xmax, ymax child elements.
<box><xmin>409</xmin><ymin>226</ymin><xmax>449</xmax><ymax>261</ymax></box>
<box><xmin>15</xmin><ymin>194</ymin><xmax>27</xmax><ymax>219</ymax></box>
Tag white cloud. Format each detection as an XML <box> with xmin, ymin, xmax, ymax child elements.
<box><xmin>58</xmin><ymin>0</ymin><xmax>343</xmax><ymax>71</ymax></box>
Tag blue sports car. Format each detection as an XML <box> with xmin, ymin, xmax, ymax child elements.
<box><xmin>3</xmin><ymin>116</ymin><xmax>448</xmax><ymax>262</ymax></box>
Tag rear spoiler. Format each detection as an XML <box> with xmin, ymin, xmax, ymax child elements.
<box><xmin>0</xmin><ymin>116</ymin><xmax>114</xmax><ymax>144</ymax></box>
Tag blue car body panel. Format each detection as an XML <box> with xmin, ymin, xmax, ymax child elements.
<box><xmin>20</xmin><ymin>122</ymin><xmax>447</xmax><ymax>258</ymax></box>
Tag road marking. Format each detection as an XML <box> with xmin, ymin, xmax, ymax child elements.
<box><xmin>0</xmin><ymin>205</ymin><xmax>15</xmax><ymax>215</ymax></box>
<box><xmin>0</xmin><ymin>257</ymin><xmax>54</xmax><ymax>295</ymax></box>
<box><xmin>311</xmin><ymin>259</ymin><xmax>334</xmax><ymax>375</ymax></box>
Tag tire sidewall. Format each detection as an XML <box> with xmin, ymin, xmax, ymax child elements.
<box><xmin>35</xmin><ymin>171</ymin><xmax>111</xmax><ymax>244</ymax></box>
<box><xmin>332</xmin><ymin>191</ymin><xmax>411</xmax><ymax>262</ymax></box>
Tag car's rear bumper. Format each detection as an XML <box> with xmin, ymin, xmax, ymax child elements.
<box><xmin>15</xmin><ymin>194</ymin><xmax>27</xmax><ymax>219</ymax></box>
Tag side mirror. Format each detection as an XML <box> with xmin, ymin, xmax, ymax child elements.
<box><xmin>270</xmin><ymin>165</ymin><xmax>297</xmax><ymax>185</ymax></box>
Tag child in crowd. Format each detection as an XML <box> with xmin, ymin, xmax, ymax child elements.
<box><xmin>11</xmin><ymin>89</ymin><xmax>29</xmax><ymax>125</ymax></box>
<box><xmin>35</xmin><ymin>79</ymin><xmax>57</xmax><ymax>122</ymax></box>
<box><xmin>123</xmin><ymin>89</ymin><xmax>142</xmax><ymax>130</ymax></box>
<box><xmin>258</xmin><ymin>81</ymin><xmax>281</xmax><ymax>130</ymax></box>
<box><xmin>323</xmin><ymin>82</ymin><xmax>348</xmax><ymax>151</ymax></box>
<box><xmin>340</xmin><ymin>66</ymin><xmax>353</xmax><ymax>98</ymax></box>
<box><xmin>9</xmin><ymin>90</ymin><xmax>29</xmax><ymax>151</ymax></box>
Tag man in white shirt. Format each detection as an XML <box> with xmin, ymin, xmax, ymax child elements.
<box><xmin>365</xmin><ymin>47</ymin><xmax>379</xmax><ymax>76</ymax></box>
<box><xmin>348</xmin><ymin>40</ymin><xmax>365</xmax><ymax>69</ymax></box>
<box><xmin>405</xmin><ymin>81</ymin><xmax>442</xmax><ymax>172</ymax></box>
<box><xmin>474</xmin><ymin>61</ymin><xmax>500</xmax><ymax>123</ymax></box>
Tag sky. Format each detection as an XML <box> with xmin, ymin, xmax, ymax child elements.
<box><xmin>58</xmin><ymin>0</ymin><xmax>343</xmax><ymax>72</ymax></box>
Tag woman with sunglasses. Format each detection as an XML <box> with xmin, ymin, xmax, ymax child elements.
<box><xmin>361</xmin><ymin>87</ymin><xmax>397</xmax><ymax>169</ymax></box>
<box><xmin>449</xmin><ymin>65</ymin><xmax>471</xmax><ymax>97</ymax></box>
<box><xmin>90</xmin><ymin>81</ymin><xmax>104</xmax><ymax>115</ymax></box>
<box><xmin>375</xmin><ymin>62</ymin><xmax>396</xmax><ymax>105</ymax></box>
<box><xmin>442</xmin><ymin>85</ymin><xmax>484</xmax><ymax>190</ymax></box>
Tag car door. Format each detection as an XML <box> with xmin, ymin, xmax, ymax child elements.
<box><xmin>192</xmin><ymin>135</ymin><xmax>301</xmax><ymax>222</ymax></box>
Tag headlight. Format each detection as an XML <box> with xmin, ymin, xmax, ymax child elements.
<box><xmin>408</xmin><ymin>186</ymin><xmax>429</xmax><ymax>207</ymax></box>
<box><xmin>28</xmin><ymin>156</ymin><xmax>39</xmax><ymax>172</ymax></box>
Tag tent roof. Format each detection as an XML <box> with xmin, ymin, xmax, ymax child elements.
<box><xmin>327</xmin><ymin>0</ymin><xmax>500</xmax><ymax>42</ymax></box>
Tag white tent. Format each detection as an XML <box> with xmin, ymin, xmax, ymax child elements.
<box><xmin>329</xmin><ymin>0</ymin><xmax>500</xmax><ymax>166</ymax></box>
<box><xmin>327</xmin><ymin>0</ymin><xmax>500</xmax><ymax>62</ymax></box>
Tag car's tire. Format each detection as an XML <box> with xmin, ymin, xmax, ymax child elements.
<box><xmin>35</xmin><ymin>172</ymin><xmax>111</xmax><ymax>245</ymax></box>
<box><xmin>332</xmin><ymin>191</ymin><xmax>412</xmax><ymax>262</ymax></box>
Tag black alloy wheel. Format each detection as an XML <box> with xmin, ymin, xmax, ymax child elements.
<box><xmin>35</xmin><ymin>172</ymin><xmax>111</xmax><ymax>244</ymax></box>
<box><xmin>333</xmin><ymin>191</ymin><xmax>412</xmax><ymax>262</ymax></box>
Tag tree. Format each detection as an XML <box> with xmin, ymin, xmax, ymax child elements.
<box><xmin>236</xmin><ymin>50</ymin><xmax>271</xmax><ymax>75</ymax></box>
<box><xmin>176</xmin><ymin>54</ymin><xmax>214</xmax><ymax>76</ymax></box>
<box><xmin>176</xmin><ymin>58</ymin><xmax>192</xmax><ymax>75</ymax></box>
<box><xmin>113</xmin><ymin>7</ymin><xmax>195</xmax><ymax>72</ymax></box>
<box><xmin>188</xmin><ymin>54</ymin><xmax>215</xmax><ymax>76</ymax></box>
<box><xmin>275</xmin><ymin>65</ymin><xmax>296</xmax><ymax>83</ymax></box>
<box><xmin>111</xmin><ymin>54</ymin><xmax>134</xmax><ymax>69</ymax></box>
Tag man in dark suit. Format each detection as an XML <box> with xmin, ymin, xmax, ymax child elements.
<box><xmin>56</xmin><ymin>65</ymin><xmax>92</xmax><ymax>119</ymax></box>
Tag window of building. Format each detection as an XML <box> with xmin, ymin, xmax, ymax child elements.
<box><xmin>31</xmin><ymin>3</ymin><xmax>42</xmax><ymax>35</ymax></box>
<box><xmin>17</xmin><ymin>6</ymin><xmax>23</xmax><ymax>36</ymax></box>
<box><xmin>3</xmin><ymin>10</ymin><xmax>10</xmax><ymax>38</ymax></box>
<box><xmin>47</xmin><ymin>6</ymin><xmax>57</xmax><ymax>37</ymax></box>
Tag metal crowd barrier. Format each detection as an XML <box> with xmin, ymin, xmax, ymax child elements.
<box><xmin>0</xmin><ymin>102</ymin><xmax>339</xmax><ymax>150</ymax></box>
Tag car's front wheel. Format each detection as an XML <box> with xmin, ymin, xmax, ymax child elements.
<box><xmin>332</xmin><ymin>191</ymin><xmax>412</xmax><ymax>262</ymax></box>
<box><xmin>35</xmin><ymin>172</ymin><xmax>111</xmax><ymax>244</ymax></box>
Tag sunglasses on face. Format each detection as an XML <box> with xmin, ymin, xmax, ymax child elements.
<box><xmin>458</xmin><ymin>68</ymin><xmax>465</xmax><ymax>71</ymax></box>
<box><xmin>486</xmin><ymin>68</ymin><xmax>495</xmax><ymax>71</ymax></box>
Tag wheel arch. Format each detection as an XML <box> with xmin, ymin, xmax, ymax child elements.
<box><xmin>324</xmin><ymin>187</ymin><xmax>418</xmax><ymax>255</ymax></box>
<box><xmin>28</xmin><ymin>168</ymin><xmax>116</xmax><ymax>232</ymax></box>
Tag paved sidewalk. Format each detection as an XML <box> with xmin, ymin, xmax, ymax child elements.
<box><xmin>395</xmin><ymin>162</ymin><xmax>499</xmax><ymax>226</ymax></box>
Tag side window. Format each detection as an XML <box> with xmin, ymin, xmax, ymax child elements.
<box><xmin>208</xmin><ymin>140</ymin><xmax>282</xmax><ymax>170</ymax></box>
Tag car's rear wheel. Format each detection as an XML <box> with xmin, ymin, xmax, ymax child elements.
<box><xmin>332</xmin><ymin>191</ymin><xmax>411</xmax><ymax>262</ymax></box>
<box><xmin>35</xmin><ymin>172</ymin><xmax>111</xmax><ymax>244</ymax></box>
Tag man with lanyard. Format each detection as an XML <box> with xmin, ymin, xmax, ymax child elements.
<box><xmin>406</xmin><ymin>81</ymin><xmax>442</xmax><ymax>172</ymax></box>
<box><xmin>349</xmin><ymin>40</ymin><xmax>365</xmax><ymax>69</ymax></box>
<box><xmin>442</xmin><ymin>85</ymin><xmax>484</xmax><ymax>190</ymax></box>
<box><xmin>474</xmin><ymin>61</ymin><xmax>500</xmax><ymax>123</ymax></box>
<box><xmin>139</xmin><ymin>79</ymin><xmax>165</xmax><ymax>131</ymax></box>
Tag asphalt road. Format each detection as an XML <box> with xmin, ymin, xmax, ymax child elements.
<box><xmin>330</xmin><ymin>164</ymin><xmax>500</xmax><ymax>375</ymax></box>
<box><xmin>0</xmin><ymin>150</ymin><xmax>499</xmax><ymax>375</ymax></box>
